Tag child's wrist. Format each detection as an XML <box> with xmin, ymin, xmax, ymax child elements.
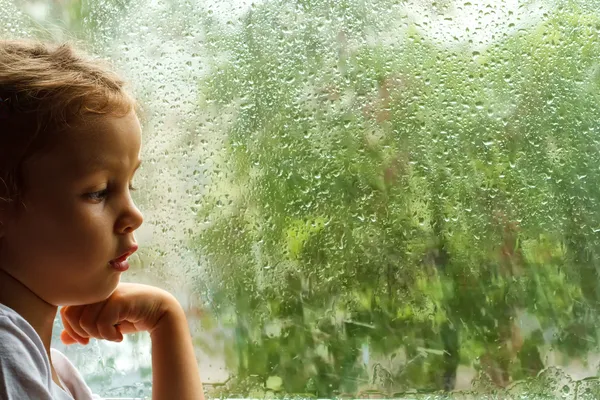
<box><xmin>150</xmin><ymin>292</ymin><xmax>187</xmax><ymax>336</ymax></box>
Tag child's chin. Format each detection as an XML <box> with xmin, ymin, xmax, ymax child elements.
<box><xmin>82</xmin><ymin>281</ymin><xmax>121</xmax><ymax>305</ymax></box>
<box><xmin>101</xmin><ymin>281</ymin><xmax>121</xmax><ymax>299</ymax></box>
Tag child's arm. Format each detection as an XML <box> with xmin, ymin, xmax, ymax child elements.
<box><xmin>60</xmin><ymin>283</ymin><xmax>205</xmax><ymax>400</ymax></box>
<box><xmin>149</xmin><ymin>295</ymin><xmax>205</xmax><ymax>400</ymax></box>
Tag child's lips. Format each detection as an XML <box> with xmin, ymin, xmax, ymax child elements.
<box><xmin>113</xmin><ymin>253</ymin><xmax>130</xmax><ymax>263</ymax></box>
<box><xmin>109</xmin><ymin>244</ymin><xmax>138</xmax><ymax>271</ymax></box>
<box><xmin>112</xmin><ymin>244</ymin><xmax>139</xmax><ymax>263</ymax></box>
<box><xmin>110</xmin><ymin>259</ymin><xmax>130</xmax><ymax>272</ymax></box>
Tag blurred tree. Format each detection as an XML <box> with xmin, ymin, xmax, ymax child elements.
<box><xmin>195</xmin><ymin>0</ymin><xmax>600</xmax><ymax>397</ymax></box>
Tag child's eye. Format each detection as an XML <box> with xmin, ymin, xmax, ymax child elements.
<box><xmin>85</xmin><ymin>184</ymin><xmax>136</xmax><ymax>202</ymax></box>
<box><xmin>86</xmin><ymin>189</ymin><xmax>108</xmax><ymax>202</ymax></box>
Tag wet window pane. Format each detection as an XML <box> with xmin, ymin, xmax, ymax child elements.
<box><xmin>4</xmin><ymin>0</ymin><xmax>600</xmax><ymax>398</ymax></box>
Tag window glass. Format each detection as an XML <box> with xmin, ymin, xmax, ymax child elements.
<box><xmin>3</xmin><ymin>0</ymin><xmax>600</xmax><ymax>398</ymax></box>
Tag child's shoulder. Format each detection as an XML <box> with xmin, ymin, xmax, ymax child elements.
<box><xmin>0</xmin><ymin>303</ymin><xmax>70</xmax><ymax>399</ymax></box>
<box><xmin>0</xmin><ymin>303</ymin><xmax>43</xmax><ymax>347</ymax></box>
<box><xmin>0</xmin><ymin>304</ymin><xmax>100</xmax><ymax>399</ymax></box>
<box><xmin>0</xmin><ymin>303</ymin><xmax>48</xmax><ymax>364</ymax></box>
<box><xmin>0</xmin><ymin>302</ymin><xmax>27</xmax><ymax>322</ymax></box>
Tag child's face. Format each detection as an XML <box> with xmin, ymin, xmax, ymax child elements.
<box><xmin>0</xmin><ymin>110</ymin><xmax>144</xmax><ymax>306</ymax></box>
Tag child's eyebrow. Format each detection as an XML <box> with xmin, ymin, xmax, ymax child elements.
<box><xmin>82</xmin><ymin>157</ymin><xmax>142</xmax><ymax>175</ymax></box>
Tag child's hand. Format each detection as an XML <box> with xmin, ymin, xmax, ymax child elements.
<box><xmin>59</xmin><ymin>282</ymin><xmax>179</xmax><ymax>345</ymax></box>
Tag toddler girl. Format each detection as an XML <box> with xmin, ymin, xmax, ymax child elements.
<box><xmin>0</xmin><ymin>39</ymin><xmax>204</xmax><ymax>399</ymax></box>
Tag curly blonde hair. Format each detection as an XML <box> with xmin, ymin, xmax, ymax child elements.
<box><xmin>0</xmin><ymin>39</ymin><xmax>138</xmax><ymax>205</ymax></box>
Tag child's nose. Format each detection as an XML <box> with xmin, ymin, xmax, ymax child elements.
<box><xmin>117</xmin><ymin>200</ymin><xmax>144</xmax><ymax>234</ymax></box>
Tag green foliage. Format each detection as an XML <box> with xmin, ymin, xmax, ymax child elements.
<box><xmin>194</xmin><ymin>0</ymin><xmax>600</xmax><ymax>396</ymax></box>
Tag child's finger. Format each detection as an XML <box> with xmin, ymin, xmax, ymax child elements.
<box><xmin>60</xmin><ymin>306</ymin><xmax>90</xmax><ymax>343</ymax></box>
<box><xmin>96</xmin><ymin>299</ymin><xmax>125</xmax><ymax>342</ymax></box>
<box><xmin>79</xmin><ymin>301</ymin><xmax>107</xmax><ymax>339</ymax></box>
<box><xmin>60</xmin><ymin>330</ymin><xmax>78</xmax><ymax>345</ymax></box>
<box><xmin>113</xmin><ymin>320</ymin><xmax>137</xmax><ymax>335</ymax></box>
<box><xmin>61</xmin><ymin>319</ymin><xmax>90</xmax><ymax>345</ymax></box>
<box><xmin>60</xmin><ymin>328</ymin><xmax>89</xmax><ymax>345</ymax></box>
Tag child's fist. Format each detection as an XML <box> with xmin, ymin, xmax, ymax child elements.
<box><xmin>60</xmin><ymin>282</ymin><xmax>179</xmax><ymax>345</ymax></box>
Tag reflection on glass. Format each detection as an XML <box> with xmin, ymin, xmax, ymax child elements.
<box><xmin>5</xmin><ymin>0</ymin><xmax>600</xmax><ymax>398</ymax></box>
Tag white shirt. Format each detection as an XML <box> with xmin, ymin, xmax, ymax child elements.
<box><xmin>0</xmin><ymin>303</ymin><xmax>102</xmax><ymax>399</ymax></box>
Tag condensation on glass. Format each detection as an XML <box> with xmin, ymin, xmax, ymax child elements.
<box><xmin>3</xmin><ymin>0</ymin><xmax>600</xmax><ymax>398</ymax></box>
